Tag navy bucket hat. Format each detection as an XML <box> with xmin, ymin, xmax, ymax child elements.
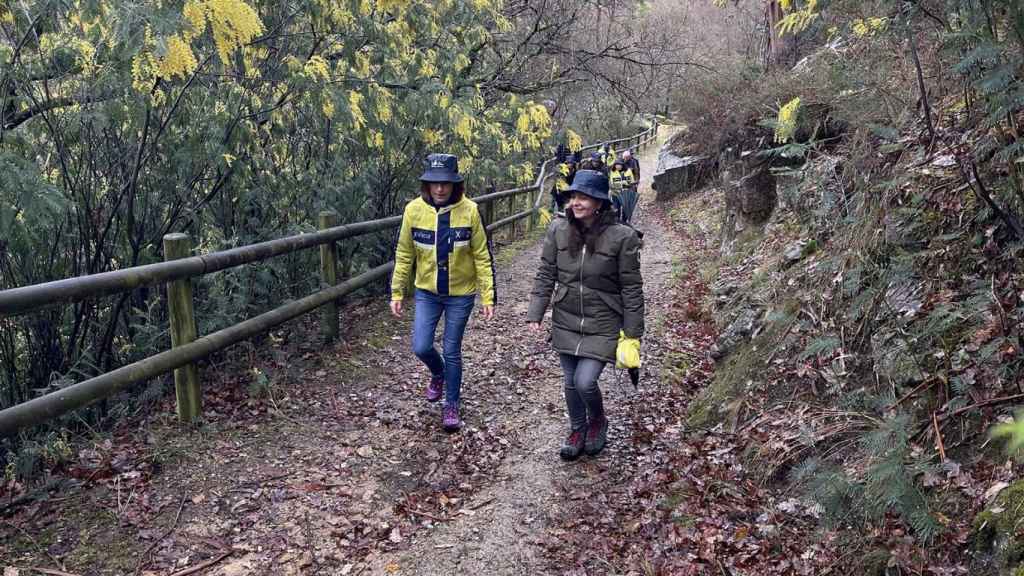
<box><xmin>567</xmin><ymin>169</ymin><xmax>610</xmax><ymax>202</ymax></box>
<box><xmin>420</xmin><ymin>153</ymin><xmax>464</xmax><ymax>183</ymax></box>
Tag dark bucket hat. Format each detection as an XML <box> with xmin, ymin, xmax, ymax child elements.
<box><xmin>567</xmin><ymin>169</ymin><xmax>610</xmax><ymax>202</ymax></box>
<box><xmin>420</xmin><ymin>153</ymin><xmax>464</xmax><ymax>183</ymax></box>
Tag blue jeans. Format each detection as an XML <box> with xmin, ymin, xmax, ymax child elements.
<box><xmin>412</xmin><ymin>289</ymin><xmax>475</xmax><ymax>405</ymax></box>
<box><xmin>559</xmin><ymin>354</ymin><xmax>606</xmax><ymax>430</ymax></box>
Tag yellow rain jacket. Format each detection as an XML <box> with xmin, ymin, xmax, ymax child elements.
<box><xmin>609</xmin><ymin>168</ymin><xmax>636</xmax><ymax>193</ymax></box>
<box><xmin>391</xmin><ymin>195</ymin><xmax>496</xmax><ymax>306</ymax></box>
<box><xmin>603</xmin><ymin>146</ymin><xmax>617</xmax><ymax>166</ymax></box>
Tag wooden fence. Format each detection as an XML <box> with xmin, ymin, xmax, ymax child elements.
<box><xmin>0</xmin><ymin>121</ymin><xmax>659</xmax><ymax>437</ymax></box>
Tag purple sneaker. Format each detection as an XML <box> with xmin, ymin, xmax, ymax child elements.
<box><xmin>442</xmin><ymin>403</ymin><xmax>461</xmax><ymax>432</ymax></box>
<box><xmin>425</xmin><ymin>374</ymin><xmax>443</xmax><ymax>402</ymax></box>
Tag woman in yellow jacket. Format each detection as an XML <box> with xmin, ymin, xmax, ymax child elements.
<box><xmin>390</xmin><ymin>153</ymin><xmax>496</xmax><ymax>432</ymax></box>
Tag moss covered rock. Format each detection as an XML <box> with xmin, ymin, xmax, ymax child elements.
<box><xmin>973</xmin><ymin>480</ymin><xmax>1024</xmax><ymax>573</ymax></box>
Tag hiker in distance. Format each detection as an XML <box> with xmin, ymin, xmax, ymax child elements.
<box><xmin>526</xmin><ymin>170</ymin><xmax>645</xmax><ymax>460</ymax></box>
<box><xmin>390</xmin><ymin>153</ymin><xmax>497</xmax><ymax>432</ymax></box>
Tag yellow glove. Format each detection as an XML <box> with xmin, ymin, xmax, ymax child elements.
<box><xmin>616</xmin><ymin>330</ymin><xmax>641</xmax><ymax>369</ymax></box>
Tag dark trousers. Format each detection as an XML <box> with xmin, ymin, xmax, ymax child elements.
<box><xmin>558</xmin><ymin>354</ymin><xmax>606</xmax><ymax>430</ymax></box>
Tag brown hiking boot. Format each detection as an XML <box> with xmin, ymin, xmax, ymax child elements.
<box><xmin>559</xmin><ymin>427</ymin><xmax>586</xmax><ymax>461</ymax></box>
<box><xmin>584</xmin><ymin>415</ymin><xmax>608</xmax><ymax>456</ymax></box>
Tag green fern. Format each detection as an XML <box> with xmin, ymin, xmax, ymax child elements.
<box><xmin>791</xmin><ymin>457</ymin><xmax>865</xmax><ymax>529</ymax></box>
<box><xmin>798</xmin><ymin>336</ymin><xmax>841</xmax><ymax>361</ymax></box>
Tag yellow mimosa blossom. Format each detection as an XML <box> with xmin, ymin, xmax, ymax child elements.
<box><xmin>775</xmin><ymin>97</ymin><xmax>801</xmax><ymax>143</ymax></box>
<box><xmin>183</xmin><ymin>0</ymin><xmax>207</xmax><ymax>36</ymax></box>
<box><xmin>567</xmin><ymin>129</ymin><xmax>583</xmax><ymax>152</ymax></box>
<box><xmin>372</xmin><ymin>85</ymin><xmax>393</xmax><ymax>122</ymax></box>
<box><xmin>422</xmin><ymin>128</ymin><xmax>443</xmax><ymax>147</ymax></box>
<box><xmin>776</xmin><ymin>0</ymin><xmax>817</xmax><ymax>35</ymax></box>
<box><xmin>349</xmin><ymin>90</ymin><xmax>366</xmax><ymax>130</ymax></box>
<box><xmin>419</xmin><ymin>51</ymin><xmax>437</xmax><ymax>78</ymax></box>
<box><xmin>75</xmin><ymin>39</ymin><xmax>97</xmax><ymax>72</ymax></box>
<box><xmin>852</xmin><ymin>17</ymin><xmax>888</xmax><ymax>37</ymax></box>
<box><xmin>303</xmin><ymin>55</ymin><xmax>330</xmax><ymax>80</ymax></box>
<box><xmin>494</xmin><ymin>15</ymin><xmax>512</xmax><ymax>33</ymax></box>
<box><xmin>151</xmin><ymin>87</ymin><xmax>167</xmax><ymax>106</ymax></box>
<box><xmin>515</xmin><ymin>111</ymin><xmax>530</xmax><ymax>135</ymax></box>
<box><xmin>353</xmin><ymin>51</ymin><xmax>371</xmax><ymax>78</ymax></box>
<box><xmin>203</xmin><ymin>0</ymin><xmax>264</xmax><ymax>64</ymax></box>
<box><xmin>157</xmin><ymin>34</ymin><xmax>199</xmax><ymax>79</ymax></box>
<box><xmin>378</xmin><ymin>0</ymin><xmax>408</xmax><ymax>12</ymax></box>
<box><xmin>450</xmin><ymin>109</ymin><xmax>473</xmax><ymax>144</ymax></box>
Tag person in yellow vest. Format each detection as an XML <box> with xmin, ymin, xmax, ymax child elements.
<box><xmin>601</xmin><ymin>142</ymin><xmax>617</xmax><ymax>167</ymax></box>
<box><xmin>608</xmin><ymin>158</ymin><xmax>636</xmax><ymax>223</ymax></box>
<box><xmin>622</xmin><ymin>149</ymin><xmax>640</xmax><ymax>182</ymax></box>
<box><xmin>390</xmin><ymin>153</ymin><xmax>496</xmax><ymax>432</ymax></box>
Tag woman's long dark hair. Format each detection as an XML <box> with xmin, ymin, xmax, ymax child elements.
<box><xmin>565</xmin><ymin>200</ymin><xmax>615</xmax><ymax>256</ymax></box>
<box><xmin>420</xmin><ymin>181</ymin><xmax>465</xmax><ymax>206</ymax></box>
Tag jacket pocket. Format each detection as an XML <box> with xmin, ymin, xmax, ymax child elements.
<box><xmin>595</xmin><ymin>290</ymin><xmax>624</xmax><ymax>315</ymax></box>
<box><xmin>553</xmin><ymin>284</ymin><xmax>569</xmax><ymax>303</ymax></box>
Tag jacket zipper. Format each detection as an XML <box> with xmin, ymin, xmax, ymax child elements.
<box><xmin>575</xmin><ymin>245</ymin><xmax>586</xmax><ymax>356</ymax></box>
<box><xmin>435</xmin><ymin>209</ymin><xmax>440</xmax><ymax>292</ymax></box>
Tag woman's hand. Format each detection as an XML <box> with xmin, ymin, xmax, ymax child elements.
<box><xmin>527</xmin><ymin>321</ymin><xmax>543</xmax><ymax>333</ymax></box>
<box><xmin>481</xmin><ymin>305</ymin><xmax>495</xmax><ymax>320</ymax></box>
<box><xmin>390</xmin><ymin>300</ymin><xmax>403</xmax><ymax>318</ymax></box>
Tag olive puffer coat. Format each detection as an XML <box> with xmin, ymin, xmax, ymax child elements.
<box><xmin>527</xmin><ymin>214</ymin><xmax>644</xmax><ymax>363</ymax></box>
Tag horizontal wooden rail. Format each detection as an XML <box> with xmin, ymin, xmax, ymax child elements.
<box><xmin>0</xmin><ymin>263</ymin><xmax>395</xmax><ymax>436</ymax></box>
<box><xmin>0</xmin><ymin>216</ymin><xmax>403</xmax><ymax>317</ymax></box>
<box><xmin>473</xmin><ymin>185</ymin><xmax>536</xmax><ymax>203</ymax></box>
<box><xmin>487</xmin><ymin>206</ymin><xmax>536</xmax><ymax>232</ymax></box>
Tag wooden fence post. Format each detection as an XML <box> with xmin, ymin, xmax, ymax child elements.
<box><xmin>481</xmin><ymin>184</ymin><xmax>495</xmax><ymax>231</ymax></box>
<box><xmin>512</xmin><ymin>192</ymin><xmax>521</xmax><ymax>239</ymax></box>
<box><xmin>480</xmin><ymin>199</ymin><xmax>492</xmax><ymax>229</ymax></box>
<box><xmin>526</xmin><ymin>188</ymin><xmax>535</xmax><ymax>234</ymax></box>
<box><xmin>163</xmin><ymin>233</ymin><xmax>201</xmax><ymax>422</ymax></box>
<box><xmin>505</xmin><ymin>194</ymin><xmax>514</xmax><ymax>241</ymax></box>
<box><xmin>319</xmin><ymin>211</ymin><xmax>340</xmax><ymax>343</ymax></box>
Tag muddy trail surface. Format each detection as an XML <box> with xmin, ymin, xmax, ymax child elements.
<box><xmin>8</xmin><ymin>130</ymin><xmax>820</xmax><ymax>576</ymax></box>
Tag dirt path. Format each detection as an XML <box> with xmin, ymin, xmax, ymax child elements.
<box><xmin>366</xmin><ymin>131</ymin><xmax>680</xmax><ymax>575</ymax></box>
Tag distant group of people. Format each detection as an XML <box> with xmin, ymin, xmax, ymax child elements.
<box><xmin>550</xmin><ymin>141</ymin><xmax>642</xmax><ymax>226</ymax></box>
<box><xmin>390</xmin><ymin>142</ymin><xmax>645</xmax><ymax>462</ymax></box>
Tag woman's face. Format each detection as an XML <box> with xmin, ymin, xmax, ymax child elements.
<box><xmin>569</xmin><ymin>192</ymin><xmax>601</xmax><ymax>221</ymax></box>
<box><xmin>428</xmin><ymin>182</ymin><xmax>454</xmax><ymax>204</ymax></box>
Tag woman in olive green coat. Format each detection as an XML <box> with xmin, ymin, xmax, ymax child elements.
<box><xmin>526</xmin><ymin>170</ymin><xmax>644</xmax><ymax>460</ymax></box>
